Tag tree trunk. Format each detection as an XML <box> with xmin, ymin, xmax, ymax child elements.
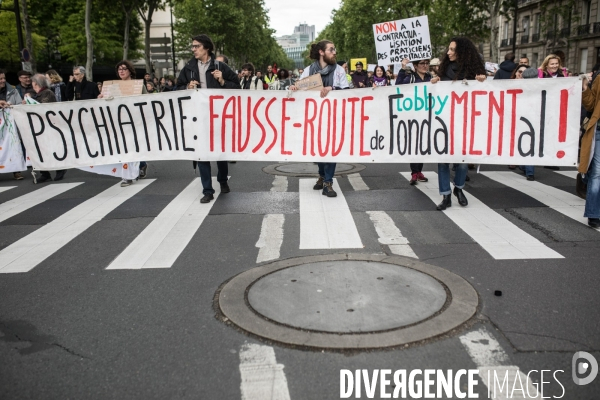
<box><xmin>85</xmin><ymin>0</ymin><xmax>94</xmax><ymax>81</ymax></box>
<box><xmin>19</xmin><ymin>0</ymin><xmax>36</xmax><ymax>72</ymax></box>
<box><xmin>121</xmin><ymin>0</ymin><xmax>135</xmax><ymax>60</ymax></box>
<box><xmin>489</xmin><ymin>0</ymin><xmax>501</xmax><ymax>63</ymax></box>
<box><xmin>139</xmin><ymin>3</ymin><xmax>156</xmax><ymax>74</ymax></box>
<box><xmin>123</xmin><ymin>9</ymin><xmax>131</xmax><ymax>60</ymax></box>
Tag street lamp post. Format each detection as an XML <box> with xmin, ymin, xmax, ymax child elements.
<box><xmin>512</xmin><ymin>0</ymin><xmax>518</xmax><ymax>55</ymax></box>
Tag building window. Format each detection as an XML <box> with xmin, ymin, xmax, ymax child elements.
<box><xmin>503</xmin><ymin>21</ymin><xmax>509</xmax><ymax>40</ymax></box>
<box><xmin>523</xmin><ymin>16</ymin><xmax>530</xmax><ymax>36</ymax></box>
<box><xmin>581</xmin><ymin>48</ymin><xmax>589</xmax><ymax>73</ymax></box>
<box><xmin>532</xmin><ymin>53</ymin><xmax>539</xmax><ymax>68</ymax></box>
<box><xmin>583</xmin><ymin>1</ymin><xmax>591</xmax><ymax>25</ymax></box>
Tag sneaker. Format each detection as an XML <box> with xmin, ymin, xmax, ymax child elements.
<box><xmin>13</xmin><ymin>172</ymin><xmax>23</xmax><ymax>180</ymax></box>
<box><xmin>409</xmin><ymin>173</ymin><xmax>417</xmax><ymax>185</ymax></box>
<box><xmin>588</xmin><ymin>218</ymin><xmax>600</xmax><ymax>228</ymax></box>
<box><xmin>200</xmin><ymin>194</ymin><xmax>214</xmax><ymax>203</ymax></box>
<box><xmin>322</xmin><ymin>181</ymin><xmax>337</xmax><ymax>197</ymax></box>
<box><xmin>220</xmin><ymin>182</ymin><xmax>230</xmax><ymax>193</ymax></box>
<box><xmin>120</xmin><ymin>180</ymin><xmax>133</xmax><ymax>187</ymax></box>
<box><xmin>313</xmin><ymin>176</ymin><xmax>324</xmax><ymax>190</ymax></box>
<box><xmin>526</xmin><ymin>175</ymin><xmax>535</xmax><ymax>181</ymax></box>
<box><xmin>417</xmin><ymin>172</ymin><xmax>428</xmax><ymax>182</ymax></box>
<box><xmin>139</xmin><ymin>164</ymin><xmax>147</xmax><ymax>179</ymax></box>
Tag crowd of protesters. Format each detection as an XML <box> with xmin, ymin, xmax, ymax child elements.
<box><xmin>0</xmin><ymin>33</ymin><xmax>598</xmax><ymax>228</ymax></box>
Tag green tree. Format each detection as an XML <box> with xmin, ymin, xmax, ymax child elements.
<box><xmin>173</xmin><ymin>0</ymin><xmax>293</xmax><ymax>71</ymax></box>
<box><xmin>0</xmin><ymin>0</ymin><xmax>144</xmax><ymax>69</ymax></box>
<box><xmin>315</xmin><ymin>0</ymin><xmax>492</xmax><ymax>64</ymax></box>
<box><xmin>0</xmin><ymin>1</ymin><xmax>44</xmax><ymax>66</ymax></box>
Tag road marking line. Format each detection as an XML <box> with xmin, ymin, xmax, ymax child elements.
<box><xmin>460</xmin><ymin>328</ymin><xmax>539</xmax><ymax>400</ymax></box>
<box><xmin>239</xmin><ymin>344</ymin><xmax>291</xmax><ymax>400</ymax></box>
<box><xmin>554</xmin><ymin>170</ymin><xmax>578</xmax><ymax>179</ymax></box>
<box><xmin>299</xmin><ymin>178</ymin><xmax>363</xmax><ymax>249</ymax></box>
<box><xmin>271</xmin><ymin>176</ymin><xmax>288</xmax><ymax>192</ymax></box>
<box><xmin>255</xmin><ymin>214</ymin><xmax>284</xmax><ymax>263</ymax></box>
<box><xmin>0</xmin><ymin>180</ymin><xmax>155</xmax><ymax>273</ymax></box>
<box><xmin>366</xmin><ymin>211</ymin><xmax>417</xmax><ymax>258</ymax></box>
<box><xmin>482</xmin><ymin>171</ymin><xmax>592</xmax><ymax>228</ymax></box>
<box><xmin>348</xmin><ymin>173</ymin><xmax>369</xmax><ymax>191</ymax></box>
<box><xmin>0</xmin><ymin>186</ymin><xmax>16</xmax><ymax>194</ymax></box>
<box><xmin>107</xmin><ymin>177</ymin><xmax>221</xmax><ymax>269</ymax></box>
<box><xmin>402</xmin><ymin>172</ymin><xmax>563</xmax><ymax>259</ymax></box>
<box><xmin>0</xmin><ymin>183</ymin><xmax>83</xmax><ymax>224</ymax></box>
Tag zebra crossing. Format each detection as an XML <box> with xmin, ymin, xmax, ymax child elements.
<box><xmin>0</xmin><ymin>168</ymin><xmax>597</xmax><ymax>274</ymax></box>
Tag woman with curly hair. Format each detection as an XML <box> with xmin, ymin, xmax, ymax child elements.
<box><xmin>435</xmin><ymin>37</ymin><xmax>486</xmax><ymax>211</ymax></box>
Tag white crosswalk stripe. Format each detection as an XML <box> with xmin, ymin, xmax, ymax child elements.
<box><xmin>239</xmin><ymin>343</ymin><xmax>291</xmax><ymax>400</ymax></box>
<box><xmin>107</xmin><ymin>177</ymin><xmax>222</xmax><ymax>270</ymax></box>
<box><xmin>366</xmin><ymin>211</ymin><xmax>417</xmax><ymax>258</ymax></box>
<box><xmin>347</xmin><ymin>173</ymin><xmax>369</xmax><ymax>191</ymax></box>
<box><xmin>460</xmin><ymin>328</ymin><xmax>539</xmax><ymax>400</ymax></box>
<box><xmin>554</xmin><ymin>170</ymin><xmax>578</xmax><ymax>179</ymax></box>
<box><xmin>401</xmin><ymin>172</ymin><xmax>563</xmax><ymax>259</ymax></box>
<box><xmin>0</xmin><ymin>180</ymin><xmax>155</xmax><ymax>273</ymax></box>
<box><xmin>271</xmin><ymin>176</ymin><xmax>288</xmax><ymax>192</ymax></box>
<box><xmin>0</xmin><ymin>183</ymin><xmax>83</xmax><ymax>223</ymax></box>
<box><xmin>0</xmin><ymin>186</ymin><xmax>16</xmax><ymax>194</ymax></box>
<box><xmin>255</xmin><ymin>214</ymin><xmax>285</xmax><ymax>263</ymax></box>
<box><xmin>299</xmin><ymin>178</ymin><xmax>363</xmax><ymax>249</ymax></box>
<box><xmin>481</xmin><ymin>171</ymin><xmax>594</xmax><ymax>229</ymax></box>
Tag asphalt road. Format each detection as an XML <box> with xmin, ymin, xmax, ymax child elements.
<box><xmin>0</xmin><ymin>161</ymin><xmax>598</xmax><ymax>399</ymax></box>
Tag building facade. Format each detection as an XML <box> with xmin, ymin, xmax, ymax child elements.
<box><xmin>494</xmin><ymin>0</ymin><xmax>600</xmax><ymax>73</ymax></box>
<box><xmin>276</xmin><ymin>23</ymin><xmax>315</xmax><ymax>69</ymax></box>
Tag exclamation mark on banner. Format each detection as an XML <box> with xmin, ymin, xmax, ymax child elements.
<box><xmin>557</xmin><ymin>89</ymin><xmax>568</xmax><ymax>159</ymax></box>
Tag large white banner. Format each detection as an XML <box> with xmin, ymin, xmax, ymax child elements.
<box><xmin>10</xmin><ymin>78</ymin><xmax>581</xmax><ymax>170</ymax></box>
<box><xmin>0</xmin><ymin>109</ymin><xmax>27</xmax><ymax>173</ymax></box>
<box><xmin>373</xmin><ymin>15</ymin><xmax>432</xmax><ymax>65</ymax></box>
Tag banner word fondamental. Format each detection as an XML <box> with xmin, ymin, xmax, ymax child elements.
<box><xmin>374</xmin><ymin>15</ymin><xmax>432</xmax><ymax>65</ymax></box>
<box><xmin>10</xmin><ymin>78</ymin><xmax>581</xmax><ymax>170</ymax></box>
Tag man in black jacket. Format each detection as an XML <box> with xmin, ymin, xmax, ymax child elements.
<box><xmin>494</xmin><ymin>52</ymin><xmax>517</xmax><ymax>80</ymax></box>
<box><xmin>176</xmin><ymin>34</ymin><xmax>240</xmax><ymax>203</ymax></box>
<box><xmin>66</xmin><ymin>66</ymin><xmax>100</xmax><ymax>100</ymax></box>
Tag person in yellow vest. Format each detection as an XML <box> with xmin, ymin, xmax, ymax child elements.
<box><xmin>264</xmin><ymin>65</ymin><xmax>277</xmax><ymax>86</ymax></box>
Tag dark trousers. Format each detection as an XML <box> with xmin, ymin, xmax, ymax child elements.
<box><xmin>198</xmin><ymin>161</ymin><xmax>228</xmax><ymax>195</ymax></box>
<box><xmin>40</xmin><ymin>170</ymin><xmax>66</xmax><ymax>178</ymax></box>
<box><xmin>410</xmin><ymin>163</ymin><xmax>423</xmax><ymax>174</ymax></box>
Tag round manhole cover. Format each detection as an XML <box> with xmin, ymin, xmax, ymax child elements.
<box><xmin>217</xmin><ymin>254</ymin><xmax>478</xmax><ymax>349</ymax></box>
<box><xmin>262</xmin><ymin>163</ymin><xmax>365</xmax><ymax>177</ymax></box>
<box><xmin>248</xmin><ymin>260</ymin><xmax>446</xmax><ymax>333</ymax></box>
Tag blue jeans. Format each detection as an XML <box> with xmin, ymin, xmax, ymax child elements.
<box><xmin>198</xmin><ymin>161</ymin><xmax>228</xmax><ymax>195</ymax></box>
<box><xmin>519</xmin><ymin>165</ymin><xmax>535</xmax><ymax>176</ymax></box>
<box><xmin>317</xmin><ymin>163</ymin><xmax>336</xmax><ymax>183</ymax></box>
<box><xmin>437</xmin><ymin>163</ymin><xmax>468</xmax><ymax>195</ymax></box>
<box><xmin>584</xmin><ymin>131</ymin><xmax>600</xmax><ymax>218</ymax></box>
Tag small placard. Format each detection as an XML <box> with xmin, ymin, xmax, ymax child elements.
<box><xmin>101</xmin><ymin>79</ymin><xmax>145</xmax><ymax>97</ymax></box>
<box><xmin>295</xmin><ymin>74</ymin><xmax>323</xmax><ymax>91</ymax></box>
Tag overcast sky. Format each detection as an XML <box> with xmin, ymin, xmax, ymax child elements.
<box><xmin>263</xmin><ymin>0</ymin><xmax>341</xmax><ymax>37</ymax></box>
